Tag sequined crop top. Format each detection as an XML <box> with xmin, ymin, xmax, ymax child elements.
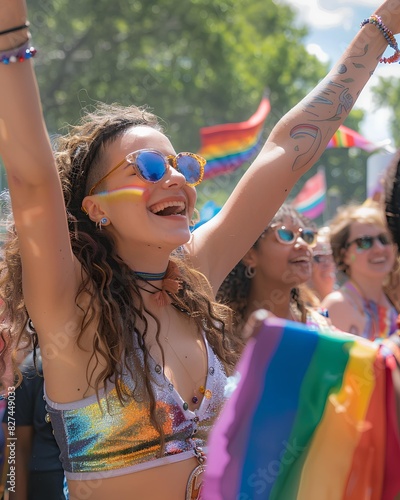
<box><xmin>44</xmin><ymin>336</ymin><xmax>227</xmax><ymax>480</ymax></box>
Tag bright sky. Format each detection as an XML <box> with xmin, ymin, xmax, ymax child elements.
<box><xmin>279</xmin><ymin>0</ymin><xmax>399</xmax><ymax>145</ymax></box>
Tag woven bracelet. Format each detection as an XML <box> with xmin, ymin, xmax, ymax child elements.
<box><xmin>361</xmin><ymin>14</ymin><xmax>400</xmax><ymax>64</ymax></box>
<box><xmin>0</xmin><ymin>21</ymin><xmax>30</xmax><ymax>37</ymax></box>
<box><xmin>0</xmin><ymin>38</ymin><xmax>36</xmax><ymax>65</ymax></box>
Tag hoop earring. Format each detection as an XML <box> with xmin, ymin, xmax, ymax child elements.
<box><xmin>96</xmin><ymin>217</ymin><xmax>108</xmax><ymax>230</ymax></box>
<box><xmin>245</xmin><ymin>265</ymin><xmax>256</xmax><ymax>279</ymax></box>
<box><xmin>190</xmin><ymin>208</ymin><xmax>201</xmax><ymax>227</ymax></box>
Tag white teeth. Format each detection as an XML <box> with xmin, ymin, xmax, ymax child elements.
<box><xmin>150</xmin><ymin>201</ymin><xmax>186</xmax><ymax>214</ymax></box>
<box><xmin>371</xmin><ymin>258</ymin><xmax>385</xmax><ymax>264</ymax></box>
<box><xmin>292</xmin><ymin>256</ymin><xmax>309</xmax><ymax>263</ymax></box>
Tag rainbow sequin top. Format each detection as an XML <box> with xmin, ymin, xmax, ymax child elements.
<box><xmin>44</xmin><ymin>337</ymin><xmax>227</xmax><ymax>480</ymax></box>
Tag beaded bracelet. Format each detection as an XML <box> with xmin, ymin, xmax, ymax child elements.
<box><xmin>0</xmin><ymin>39</ymin><xmax>37</xmax><ymax>65</ymax></box>
<box><xmin>361</xmin><ymin>14</ymin><xmax>400</xmax><ymax>64</ymax></box>
<box><xmin>0</xmin><ymin>21</ymin><xmax>30</xmax><ymax>37</ymax></box>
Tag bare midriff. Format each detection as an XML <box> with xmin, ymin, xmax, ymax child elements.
<box><xmin>67</xmin><ymin>456</ymin><xmax>201</xmax><ymax>500</ymax></box>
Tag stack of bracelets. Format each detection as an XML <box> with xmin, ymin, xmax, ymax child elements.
<box><xmin>0</xmin><ymin>20</ymin><xmax>37</xmax><ymax>65</ymax></box>
<box><xmin>361</xmin><ymin>14</ymin><xmax>400</xmax><ymax>64</ymax></box>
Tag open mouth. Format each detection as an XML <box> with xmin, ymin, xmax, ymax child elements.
<box><xmin>150</xmin><ymin>200</ymin><xmax>186</xmax><ymax>217</ymax></box>
<box><xmin>370</xmin><ymin>257</ymin><xmax>386</xmax><ymax>264</ymax></box>
<box><xmin>290</xmin><ymin>256</ymin><xmax>310</xmax><ymax>264</ymax></box>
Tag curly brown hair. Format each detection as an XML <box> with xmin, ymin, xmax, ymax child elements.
<box><xmin>0</xmin><ymin>102</ymin><xmax>239</xmax><ymax>448</ymax></box>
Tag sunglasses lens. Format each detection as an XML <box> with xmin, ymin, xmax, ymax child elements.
<box><xmin>136</xmin><ymin>151</ymin><xmax>167</xmax><ymax>182</ymax></box>
<box><xmin>176</xmin><ymin>154</ymin><xmax>201</xmax><ymax>185</ymax></box>
<box><xmin>277</xmin><ymin>228</ymin><xmax>295</xmax><ymax>243</ymax></box>
<box><xmin>302</xmin><ymin>229</ymin><xmax>316</xmax><ymax>246</ymax></box>
<box><xmin>378</xmin><ymin>234</ymin><xmax>391</xmax><ymax>245</ymax></box>
<box><xmin>357</xmin><ymin>237</ymin><xmax>373</xmax><ymax>250</ymax></box>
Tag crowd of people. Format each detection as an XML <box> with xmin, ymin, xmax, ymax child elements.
<box><xmin>1</xmin><ymin>0</ymin><xmax>400</xmax><ymax>499</ymax></box>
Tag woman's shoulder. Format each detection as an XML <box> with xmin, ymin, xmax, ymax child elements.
<box><xmin>321</xmin><ymin>288</ymin><xmax>348</xmax><ymax>309</ymax></box>
<box><xmin>321</xmin><ymin>286</ymin><xmax>362</xmax><ymax>324</ymax></box>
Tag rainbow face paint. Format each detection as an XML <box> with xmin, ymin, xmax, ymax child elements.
<box><xmin>95</xmin><ymin>186</ymin><xmax>146</xmax><ymax>202</ymax></box>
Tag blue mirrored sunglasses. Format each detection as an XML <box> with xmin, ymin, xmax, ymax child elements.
<box><xmin>268</xmin><ymin>225</ymin><xmax>317</xmax><ymax>247</ymax></box>
<box><xmin>89</xmin><ymin>149</ymin><xmax>206</xmax><ymax>195</ymax></box>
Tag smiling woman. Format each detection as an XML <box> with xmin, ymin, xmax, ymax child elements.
<box><xmin>216</xmin><ymin>204</ymin><xmax>333</xmax><ymax>338</ymax></box>
<box><xmin>321</xmin><ymin>202</ymin><xmax>399</xmax><ymax>339</ymax></box>
<box><xmin>1</xmin><ymin>0</ymin><xmax>400</xmax><ymax>498</ymax></box>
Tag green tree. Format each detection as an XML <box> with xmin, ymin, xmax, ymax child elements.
<box><xmin>28</xmin><ymin>0</ymin><xmax>326</xmax><ymax>148</ymax></box>
<box><xmin>5</xmin><ymin>0</ymin><xmax>327</xmax><ymax>207</ymax></box>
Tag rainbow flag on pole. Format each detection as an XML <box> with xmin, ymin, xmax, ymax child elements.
<box><xmin>198</xmin><ymin>95</ymin><xmax>270</xmax><ymax>180</ymax></box>
<box><xmin>292</xmin><ymin>168</ymin><xmax>326</xmax><ymax>219</ymax></box>
<box><xmin>327</xmin><ymin>125</ymin><xmax>379</xmax><ymax>152</ymax></box>
<box><xmin>203</xmin><ymin>317</ymin><xmax>400</xmax><ymax>500</ymax></box>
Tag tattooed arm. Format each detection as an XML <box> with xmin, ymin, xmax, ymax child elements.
<box><xmin>189</xmin><ymin>0</ymin><xmax>400</xmax><ymax>292</ymax></box>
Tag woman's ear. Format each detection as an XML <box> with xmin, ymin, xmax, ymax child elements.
<box><xmin>81</xmin><ymin>196</ymin><xmax>108</xmax><ymax>223</ymax></box>
<box><xmin>242</xmin><ymin>247</ymin><xmax>258</xmax><ymax>268</ymax></box>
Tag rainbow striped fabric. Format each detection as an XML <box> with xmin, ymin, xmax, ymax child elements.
<box><xmin>327</xmin><ymin>125</ymin><xmax>378</xmax><ymax>152</ymax></box>
<box><xmin>292</xmin><ymin>168</ymin><xmax>326</xmax><ymax>220</ymax></box>
<box><xmin>203</xmin><ymin>316</ymin><xmax>400</xmax><ymax>500</ymax></box>
<box><xmin>198</xmin><ymin>96</ymin><xmax>270</xmax><ymax>180</ymax></box>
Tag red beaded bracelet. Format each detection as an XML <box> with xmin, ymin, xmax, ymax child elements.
<box><xmin>361</xmin><ymin>14</ymin><xmax>400</xmax><ymax>64</ymax></box>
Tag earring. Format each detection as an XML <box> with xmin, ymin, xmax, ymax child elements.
<box><xmin>245</xmin><ymin>265</ymin><xmax>256</xmax><ymax>279</ymax></box>
<box><xmin>96</xmin><ymin>217</ymin><xmax>109</xmax><ymax>231</ymax></box>
<box><xmin>190</xmin><ymin>208</ymin><xmax>201</xmax><ymax>227</ymax></box>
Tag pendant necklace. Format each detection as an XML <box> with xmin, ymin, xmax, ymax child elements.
<box><xmin>163</xmin><ymin>332</ymin><xmax>212</xmax><ymax>410</ymax></box>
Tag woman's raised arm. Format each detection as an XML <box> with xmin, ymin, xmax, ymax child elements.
<box><xmin>190</xmin><ymin>1</ymin><xmax>400</xmax><ymax>292</ymax></box>
<box><xmin>0</xmin><ymin>0</ymin><xmax>78</xmax><ymax>320</ymax></box>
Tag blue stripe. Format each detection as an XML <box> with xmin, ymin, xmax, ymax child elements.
<box><xmin>238</xmin><ymin>322</ymin><xmax>319</xmax><ymax>498</ymax></box>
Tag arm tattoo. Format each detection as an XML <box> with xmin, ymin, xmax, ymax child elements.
<box><xmin>287</xmin><ymin>42</ymin><xmax>373</xmax><ymax>172</ymax></box>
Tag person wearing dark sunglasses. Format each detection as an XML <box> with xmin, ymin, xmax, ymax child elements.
<box><xmin>321</xmin><ymin>202</ymin><xmax>399</xmax><ymax>340</ymax></box>
<box><xmin>217</xmin><ymin>204</ymin><xmax>333</xmax><ymax>337</ymax></box>
<box><xmin>1</xmin><ymin>0</ymin><xmax>400</xmax><ymax>498</ymax></box>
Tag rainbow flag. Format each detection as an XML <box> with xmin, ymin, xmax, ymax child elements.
<box><xmin>292</xmin><ymin>168</ymin><xmax>326</xmax><ymax>219</ymax></box>
<box><xmin>198</xmin><ymin>96</ymin><xmax>270</xmax><ymax>180</ymax></box>
<box><xmin>327</xmin><ymin>125</ymin><xmax>379</xmax><ymax>152</ymax></box>
<box><xmin>203</xmin><ymin>317</ymin><xmax>400</xmax><ymax>500</ymax></box>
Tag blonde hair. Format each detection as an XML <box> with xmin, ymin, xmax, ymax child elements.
<box><xmin>329</xmin><ymin>202</ymin><xmax>389</xmax><ymax>275</ymax></box>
